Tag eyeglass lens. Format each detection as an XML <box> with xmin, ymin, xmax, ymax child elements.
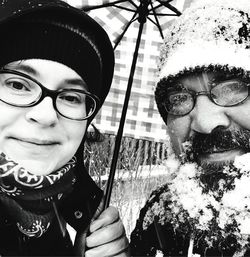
<box><xmin>164</xmin><ymin>80</ymin><xmax>249</xmax><ymax>116</ymax></box>
<box><xmin>0</xmin><ymin>71</ymin><xmax>96</xmax><ymax>120</ymax></box>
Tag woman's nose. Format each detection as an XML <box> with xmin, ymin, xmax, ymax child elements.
<box><xmin>25</xmin><ymin>97</ymin><xmax>58</xmax><ymax>127</ymax></box>
<box><xmin>190</xmin><ymin>95</ymin><xmax>231</xmax><ymax>134</ymax></box>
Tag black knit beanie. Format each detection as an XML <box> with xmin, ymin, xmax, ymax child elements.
<box><xmin>0</xmin><ymin>0</ymin><xmax>114</xmax><ymax>116</ymax></box>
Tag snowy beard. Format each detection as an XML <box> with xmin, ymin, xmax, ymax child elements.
<box><xmin>181</xmin><ymin>127</ymin><xmax>250</xmax><ymax>193</ymax></box>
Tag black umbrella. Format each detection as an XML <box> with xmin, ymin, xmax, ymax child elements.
<box><xmin>81</xmin><ymin>0</ymin><xmax>184</xmax><ymax>208</ymax></box>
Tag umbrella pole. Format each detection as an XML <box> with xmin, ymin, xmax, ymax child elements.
<box><xmin>104</xmin><ymin>18</ymin><xmax>145</xmax><ymax>209</ymax></box>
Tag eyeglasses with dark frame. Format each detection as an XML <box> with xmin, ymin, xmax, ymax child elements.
<box><xmin>162</xmin><ymin>79</ymin><xmax>250</xmax><ymax>116</ymax></box>
<box><xmin>0</xmin><ymin>68</ymin><xmax>100</xmax><ymax>120</ymax></box>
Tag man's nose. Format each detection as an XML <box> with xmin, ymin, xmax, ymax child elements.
<box><xmin>190</xmin><ymin>95</ymin><xmax>231</xmax><ymax>134</ymax></box>
<box><xmin>25</xmin><ymin>97</ymin><xmax>58</xmax><ymax>127</ymax></box>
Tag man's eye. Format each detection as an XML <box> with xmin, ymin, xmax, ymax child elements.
<box><xmin>213</xmin><ymin>81</ymin><xmax>247</xmax><ymax>97</ymax></box>
<box><xmin>169</xmin><ymin>93</ymin><xmax>189</xmax><ymax>104</ymax></box>
<box><xmin>211</xmin><ymin>80</ymin><xmax>249</xmax><ymax>106</ymax></box>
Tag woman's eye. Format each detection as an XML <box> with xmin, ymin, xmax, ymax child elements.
<box><xmin>59</xmin><ymin>93</ymin><xmax>84</xmax><ymax>104</ymax></box>
<box><xmin>5</xmin><ymin>80</ymin><xmax>30</xmax><ymax>91</ymax></box>
<box><xmin>64</xmin><ymin>95</ymin><xmax>79</xmax><ymax>103</ymax></box>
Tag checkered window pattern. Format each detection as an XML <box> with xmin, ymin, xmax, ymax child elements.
<box><xmin>65</xmin><ymin>0</ymin><xmax>193</xmax><ymax>142</ymax></box>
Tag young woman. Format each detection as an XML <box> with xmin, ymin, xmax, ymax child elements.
<box><xmin>0</xmin><ymin>0</ymin><xmax>129</xmax><ymax>256</ymax></box>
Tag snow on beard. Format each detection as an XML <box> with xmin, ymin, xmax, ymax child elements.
<box><xmin>180</xmin><ymin>126</ymin><xmax>250</xmax><ymax>195</ymax></box>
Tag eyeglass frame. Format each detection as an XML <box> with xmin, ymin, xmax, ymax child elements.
<box><xmin>163</xmin><ymin>80</ymin><xmax>250</xmax><ymax>116</ymax></box>
<box><xmin>0</xmin><ymin>68</ymin><xmax>100</xmax><ymax>121</ymax></box>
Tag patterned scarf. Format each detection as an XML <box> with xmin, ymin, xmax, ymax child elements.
<box><xmin>0</xmin><ymin>152</ymin><xmax>77</xmax><ymax>238</ymax></box>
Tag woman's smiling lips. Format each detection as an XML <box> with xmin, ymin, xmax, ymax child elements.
<box><xmin>8</xmin><ymin>136</ymin><xmax>60</xmax><ymax>147</ymax></box>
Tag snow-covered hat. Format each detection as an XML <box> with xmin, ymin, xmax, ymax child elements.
<box><xmin>155</xmin><ymin>0</ymin><xmax>250</xmax><ymax>123</ymax></box>
<box><xmin>158</xmin><ymin>0</ymin><xmax>250</xmax><ymax>79</ymax></box>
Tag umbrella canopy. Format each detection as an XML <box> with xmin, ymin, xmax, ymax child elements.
<box><xmin>65</xmin><ymin>0</ymin><xmax>192</xmax><ymax>142</ymax></box>
<box><xmin>65</xmin><ymin>0</ymin><xmax>193</xmax><ymax>207</ymax></box>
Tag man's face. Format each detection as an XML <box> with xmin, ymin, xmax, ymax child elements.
<box><xmin>166</xmin><ymin>71</ymin><xmax>250</xmax><ymax>170</ymax></box>
<box><xmin>0</xmin><ymin>59</ymin><xmax>88</xmax><ymax>175</ymax></box>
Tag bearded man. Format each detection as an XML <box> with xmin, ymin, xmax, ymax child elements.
<box><xmin>130</xmin><ymin>0</ymin><xmax>250</xmax><ymax>256</ymax></box>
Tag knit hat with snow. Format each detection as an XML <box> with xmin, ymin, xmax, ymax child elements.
<box><xmin>155</xmin><ymin>0</ymin><xmax>250</xmax><ymax>124</ymax></box>
<box><xmin>0</xmin><ymin>0</ymin><xmax>114</xmax><ymax>117</ymax></box>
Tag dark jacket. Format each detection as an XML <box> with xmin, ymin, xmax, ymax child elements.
<box><xmin>0</xmin><ymin>168</ymin><xmax>103</xmax><ymax>256</ymax></box>
<box><xmin>0</xmin><ymin>0</ymin><xmax>110</xmax><ymax>255</ymax></box>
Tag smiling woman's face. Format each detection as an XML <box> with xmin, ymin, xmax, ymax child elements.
<box><xmin>0</xmin><ymin>59</ymin><xmax>87</xmax><ymax>175</ymax></box>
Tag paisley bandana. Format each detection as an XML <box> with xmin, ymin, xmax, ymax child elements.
<box><xmin>0</xmin><ymin>152</ymin><xmax>77</xmax><ymax>238</ymax></box>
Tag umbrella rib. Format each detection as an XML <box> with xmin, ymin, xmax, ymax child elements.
<box><xmin>149</xmin><ymin>3</ymin><xmax>163</xmax><ymax>12</ymax></box>
<box><xmin>149</xmin><ymin>3</ymin><xmax>178</xmax><ymax>15</ymax></box>
<box><xmin>149</xmin><ymin>1</ymin><xmax>164</xmax><ymax>39</ymax></box>
<box><xmin>156</xmin><ymin>0</ymin><xmax>182</xmax><ymax>16</ymax></box>
<box><xmin>147</xmin><ymin>17</ymin><xmax>165</xmax><ymax>38</ymax></box>
<box><xmin>113</xmin><ymin>4</ymin><xmax>136</xmax><ymax>12</ymax></box>
<box><xmin>114</xmin><ymin>11</ymin><xmax>138</xmax><ymax>49</ymax></box>
<box><xmin>156</xmin><ymin>0</ymin><xmax>174</xmax><ymax>5</ymax></box>
<box><xmin>151</xmin><ymin>1</ymin><xmax>180</xmax><ymax>14</ymax></box>
<box><xmin>147</xmin><ymin>16</ymin><xmax>159</xmax><ymax>27</ymax></box>
<box><xmin>127</xmin><ymin>0</ymin><xmax>139</xmax><ymax>9</ymax></box>
<box><xmin>148</xmin><ymin>3</ymin><xmax>180</xmax><ymax>17</ymax></box>
<box><xmin>82</xmin><ymin>0</ymin><xmax>128</xmax><ymax>12</ymax></box>
<box><xmin>149</xmin><ymin>13</ymin><xmax>179</xmax><ymax>16</ymax></box>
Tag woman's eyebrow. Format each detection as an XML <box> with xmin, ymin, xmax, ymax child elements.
<box><xmin>10</xmin><ymin>63</ymin><xmax>39</xmax><ymax>76</ymax></box>
<box><xmin>64</xmin><ymin>78</ymin><xmax>88</xmax><ymax>90</ymax></box>
<box><xmin>7</xmin><ymin>63</ymin><xmax>88</xmax><ymax>90</ymax></box>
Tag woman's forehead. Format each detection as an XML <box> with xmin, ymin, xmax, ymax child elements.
<box><xmin>4</xmin><ymin>59</ymin><xmax>88</xmax><ymax>90</ymax></box>
<box><xmin>5</xmin><ymin>59</ymin><xmax>79</xmax><ymax>76</ymax></box>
